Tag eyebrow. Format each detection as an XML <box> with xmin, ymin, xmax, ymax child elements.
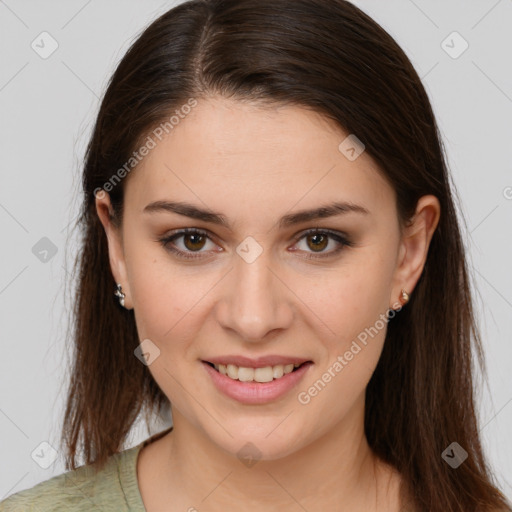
<box><xmin>143</xmin><ymin>200</ymin><xmax>370</xmax><ymax>229</ymax></box>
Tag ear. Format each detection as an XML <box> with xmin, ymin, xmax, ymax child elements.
<box><xmin>95</xmin><ymin>191</ymin><xmax>133</xmax><ymax>310</ymax></box>
<box><xmin>390</xmin><ymin>194</ymin><xmax>441</xmax><ymax>309</ymax></box>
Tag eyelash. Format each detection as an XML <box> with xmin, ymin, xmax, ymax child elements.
<box><xmin>157</xmin><ymin>227</ymin><xmax>353</xmax><ymax>261</ymax></box>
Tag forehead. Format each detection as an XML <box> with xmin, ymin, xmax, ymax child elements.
<box><xmin>123</xmin><ymin>96</ymin><xmax>395</xmax><ymax>226</ymax></box>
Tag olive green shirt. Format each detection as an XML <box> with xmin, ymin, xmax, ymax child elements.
<box><xmin>0</xmin><ymin>427</ymin><xmax>173</xmax><ymax>511</ymax></box>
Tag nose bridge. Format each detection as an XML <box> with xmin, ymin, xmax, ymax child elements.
<box><xmin>219</xmin><ymin>242</ymin><xmax>292</xmax><ymax>341</ymax></box>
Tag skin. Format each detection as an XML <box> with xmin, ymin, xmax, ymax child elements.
<box><xmin>96</xmin><ymin>95</ymin><xmax>440</xmax><ymax>512</ymax></box>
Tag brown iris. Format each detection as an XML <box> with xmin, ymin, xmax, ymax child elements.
<box><xmin>306</xmin><ymin>233</ymin><xmax>328</xmax><ymax>252</ymax></box>
<box><xmin>183</xmin><ymin>233</ymin><xmax>207</xmax><ymax>251</ymax></box>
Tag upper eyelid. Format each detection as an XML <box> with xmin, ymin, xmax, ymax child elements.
<box><xmin>165</xmin><ymin>227</ymin><xmax>220</xmax><ymax>246</ymax></box>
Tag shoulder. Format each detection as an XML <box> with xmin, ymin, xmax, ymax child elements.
<box><xmin>0</xmin><ymin>445</ymin><xmax>142</xmax><ymax>512</ymax></box>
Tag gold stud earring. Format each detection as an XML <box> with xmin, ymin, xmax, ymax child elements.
<box><xmin>399</xmin><ymin>289</ymin><xmax>410</xmax><ymax>306</ymax></box>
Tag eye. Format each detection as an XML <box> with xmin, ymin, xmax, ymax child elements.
<box><xmin>158</xmin><ymin>228</ymin><xmax>218</xmax><ymax>260</ymax></box>
<box><xmin>290</xmin><ymin>228</ymin><xmax>353</xmax><ymax>260</ymax></box>
<box><xmin>158</xmin><ymin>227</ymin><xmax>353</xmax><ymax>260</ymax></box>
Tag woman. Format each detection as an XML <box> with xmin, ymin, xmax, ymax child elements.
<box><xmin>1</xmin><ymin>0</ymin><xmax>510</xmax><ymax>511</ymax></box>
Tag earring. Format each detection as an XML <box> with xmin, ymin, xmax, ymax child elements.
<box><xmin>399</xmin><ymin>289</ymin><xmax>410</xmax><ymax>306</ymax></box>
<box><xmin>114</xmin><ymin>283</ymin><xmax>126</xmax><ymax>308</ymax></box>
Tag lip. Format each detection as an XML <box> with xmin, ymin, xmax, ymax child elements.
<box><xmin>202</xmin><ymin>360</ymin><xmax>313</xmax><ymax>405</ymax></box>
<box><xmin>204</xmin><ymin>355</ymin><xmax>311</xmax><ymax>368</ymax></box>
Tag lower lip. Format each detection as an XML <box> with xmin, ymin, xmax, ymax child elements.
<box><xmin>202</xmin><ymin>361</ymin><xmax>313</xmax><ymax>405</ymax></box>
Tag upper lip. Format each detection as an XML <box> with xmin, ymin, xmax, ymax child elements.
<box><xmin>203</xmin><ymin>355</ymin><xmax>312</xmax><ymax>368</ymax></box>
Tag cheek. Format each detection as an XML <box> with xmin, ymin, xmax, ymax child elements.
<box><xmin>127</xmin><ymin>257</ymin><xmax>207</xmax><ymax>413</ymax></box>
<box><xmin>298</xmin><ymin>249</ymin><xmax>395</xmax><ymax>350</ymax></box>
<box><xmin>125</xmin><ymin>238</ymin><xmax>207</xmax><ymax>342</ymax></box>
<box><xmin>294</xmin><ymin>298</ymin><xmax>389</xmax><ymax>436</ymax></box>
<box><xmin>130</xmin><ymin>269</ymin><xmax>184</xmax><ymax>342</ymax></box>
<box><xmin>292</xmin><ymin>247</ymin><xmax>396</xmax><ymax>404</ymax></box>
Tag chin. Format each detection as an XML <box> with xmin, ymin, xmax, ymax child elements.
<box><xmin>203</xmin><ymin>419</ymin><xmax>310</xmax><ymax>463</ymax></box>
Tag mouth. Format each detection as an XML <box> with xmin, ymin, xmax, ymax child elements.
<box><xmin>201</xmin><ymin>358</ymin><xmax>314</xmax><ymax>404</ymax></box>
<box><xmin>202</xmin><ymin>360</ymin><xmax>312</xmax><ymax>383</ymax></box>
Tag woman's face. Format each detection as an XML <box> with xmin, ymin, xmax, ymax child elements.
<box><xmin>98</xmin><ymin>95</ymin><xmax>433</xmax><ymax>460</ymax></box>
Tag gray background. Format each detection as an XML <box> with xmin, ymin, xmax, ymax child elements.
<box><xmin>1</xmin><ymin>0</ymin><xmax>511</xmax><ymax>502</ymax></box>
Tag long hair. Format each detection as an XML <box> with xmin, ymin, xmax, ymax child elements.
<box><xmin>61</xmin><ymin>1</ymin><xmax>511</xmax><ymax>510</ymax></box>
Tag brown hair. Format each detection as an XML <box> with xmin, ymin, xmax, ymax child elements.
<box><xmin>61</xmin><ymin>1</ymin><xmax>511</xmax><ymax>510</ymax></box>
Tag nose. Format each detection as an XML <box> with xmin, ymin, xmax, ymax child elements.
<box><xmin>215</xmin><ymin>249</ymin><xmax>294</xmax><ymax>342</ymax></box>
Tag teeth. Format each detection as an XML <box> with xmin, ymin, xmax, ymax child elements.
<box><xmin>227</xmin><ymin>364</ymin><xmax>238</xmax><ymax>379</ymax></box>
<box><xmin>238</xmin><ymin>367</ymin><xmax>254</xmax><ymax>382</ymax></box>
<box><xmin>273</xmin><ymin>365</ymin><xmax>284</xmax><ymax>379</ymax></box>
<box><xmin>212</xmin><ymin>362</ymin><xmax>303</xmax><ymax>382</ymax></box>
